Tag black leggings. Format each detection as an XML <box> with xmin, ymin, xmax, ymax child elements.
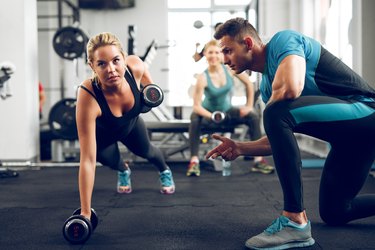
<box><xmin>189</xmin><ymin>107</ymin><xmax>261</xmax><ymax>156</ymax></box>
<box><xmin>96</xmin><ymin>118</ymin><xmax>168</xmax><ymax>172</ymax></box>
<box><xmin>263</xmin><ymin>96</ymin><xmax>375</xmax><ymax>225</ymax></box>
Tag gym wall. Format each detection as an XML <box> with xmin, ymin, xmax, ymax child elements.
<box><xmin>38</xmin><ymin>0</ymin><xmax>169</xmax><ymax>120</ymax></box>
<box><xmin>0</xmin><ymin>0</ymin><xmax>40</xmax><ymax>160</ymax></box>
<box><xmin>359</xmin><ymin>0</ymin><xmax>375</xmax><ymax>88</ymax></box>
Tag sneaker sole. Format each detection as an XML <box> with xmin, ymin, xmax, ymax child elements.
<box><xmin>186</xmin><ymin>172</ymin><xmax>200</xmax><ymax>177</ymax></box>
<box><xmin>160</xmin><ymin>186</ymin><xmax>175</xmax><ymax>194</ymax></box>
<box><xmin>245</xmin><ymin>237</ymin><xmax>315</xmax><ymax>250</ymax></box>
<box><xmin>186</xmin><ymin>172</ymin><xmax>201</xmax><ymax>177</ymax></box>
<box><xmin>251</xmin><ymin>168</ymin><xmax>274</xmax><ymax>174</ymax></box>
<box><xmin>117</xmin><ymin>187</ymin><xmax>132</xmax><ymax>194</ymax></box>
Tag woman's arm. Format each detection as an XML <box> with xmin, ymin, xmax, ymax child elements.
<box><xmin>76</xmin><ymin>80</ymin><xmax>101</xmax><ymax>219</ymax></box>
<box><xmin>233</xmin><ymin>71</ymin><xmax>255</xmax><ymax>118</ymax></box>
<box><xmin>192</xmin><ymin>74</ymin><xmax>212</xmax><ymax>119</ymax></box>
<box><xmin>126</xmin><ymin>55</ymin><xmax>154</xmax><ymax>89</ymax></box>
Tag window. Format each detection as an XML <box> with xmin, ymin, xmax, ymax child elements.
<box><xmin>167</xmin><ymin>2</ymin><xmax>249</xmax><ymax>106</ymax></box>
<box><xmin>168</xmin><ymin>0</ymin><xmax>210</xmax><ymax>9</ymax></box>
<box><xmin>313</xmin><ymin>0</ymin><xmax>352</xmax><ymax>67</ymax></box>
<box><xmin>214</xmin><ymin>0</ymin><xmax>251</xmax><ymax>6</ymax></box>
<box><xmin>324</xmin><ymin>0</ymin><xmax>352</xmax><ymax>67</ymax></box>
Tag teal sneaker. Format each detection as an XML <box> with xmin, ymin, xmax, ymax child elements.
<box><xmin>159</xmin><ymin>169</ymin><xmax>175</xmax><ymax>194</ymax></box>
<box><xmin>245</xmin><ymin>216</ymin><xmax>315</xmax><ymax>249</ymax></box>
<box><xmin>117</xmin><ymin>169</ymin><xmax>132</xmax><ymax>194</ymax></box>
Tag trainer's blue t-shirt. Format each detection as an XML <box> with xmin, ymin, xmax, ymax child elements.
<box><xmin>260</xmin><ymin>30</ymin><xmax>375</xmax><ymax>104</ymax></box>
<box><xmin>260</xmin><ymin>30</ymin><xmax>322</xmax><ymax>103</ymax></box>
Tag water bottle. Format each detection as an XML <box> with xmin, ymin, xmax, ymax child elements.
<box><xmin>222</xmin><ymin>159</ymin><xmax>231</xmax><ymax>176</ymax></box>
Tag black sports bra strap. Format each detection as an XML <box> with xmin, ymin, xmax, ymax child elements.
<box><xmin>79</xmin><ymin>84</ymin><xmax>97</xmax><ymax>100</ymax></box>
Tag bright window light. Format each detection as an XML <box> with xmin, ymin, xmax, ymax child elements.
<box><xmin>214</xmin><ymin>0</ymin><xmax>251</xmax><ymax>6</ymax></box>
<box><xmin>167</xmin><ymin>10</ymin><xmax>247</xmax><ymax>106</ymax></box>
<box><xmin>168</xmin><ymin>0</ymin><xmax>211</xmax><ymax>8</ymax></box>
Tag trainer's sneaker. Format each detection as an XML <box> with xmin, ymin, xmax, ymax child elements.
<box><xmin>117</xmin><ymin>169</ymin><xmax>132</xmax><ymax>194</ymax></box>
<box><xmin>251</xmin><ymin>160</ymin><xmax>275</xmax><ymax>174</ymax></box>
<box><xmin>245</xmin><ymin>215</ymin><xmax>315</xmax><ymax>249</ymax></box>
<box><xmin>159</xmin><ymin>169</ymin><xmax>175</xmax><ymax>194</ymax></box>
<box><xmin>186</xmin><ymin>161</ymin><xmax>201</xmax><ymax>177</ymax></box>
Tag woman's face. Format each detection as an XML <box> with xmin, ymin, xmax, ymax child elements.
<box><xmin>90</xmin><ymin>45</ymin><xmax>126</xmax><ymax>87</ymax></box>
<box><xmin>204</xmin><ymin>44</ymin><xmax>223</xmax><ymax>66</ymax></box>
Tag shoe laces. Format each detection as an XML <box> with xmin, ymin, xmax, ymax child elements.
<box><xmin>264</xmin><ymin>216</ymin><xmax>290</xmax><ymax>234</ymax></box>
<box><xmin>118</xmin><ymin>170</ymin><xmax>131</xmax><ymax>186</ymax></box>
<box><xmin>160</xmin><ymin>170</ymin><xmax>174</xmax><ymax>187</ymax></box>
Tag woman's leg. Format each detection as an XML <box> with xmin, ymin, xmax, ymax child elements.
<box><xmin>122</xmin><ymin>117</ymin><xmax>175</xmax><ymax>194</ymax></box>
<box><xmin>97</xmin><ymin>142</ymin><xmax>131</xmax><ymax>193</ymax></box>
<box><xmin>189</xmin><ymin>112</ymin><xmax>203</xmax><ymax>158</ymax></box>
<box><xmin>97</xmin><ymin>143</ymin><xmax>126</xmax><ymax>171</ymax></box>
<box><xmin>122</xmin><ymin>117</ymin><xmax>168</xmax><ymax>172</ymax></box>
<box><xmin>227</xmin><ymin>107</ymin><xmax>262</xmax><ymax>140</ymax></box>
<box><xmin>187</xmin><ymin>112</ymin><xmax>203</xmax><ymax>176</ymax></box>
<box><xmin>227</xmin><ymin>107</ymin><xmax>274</xmax><ymax>173</ymax></box>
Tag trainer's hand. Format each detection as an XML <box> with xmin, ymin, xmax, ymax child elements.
<box><xmin>205</xmin><ymin>134</ymin><xmax>240</xmax><ymax>161</ymax></box>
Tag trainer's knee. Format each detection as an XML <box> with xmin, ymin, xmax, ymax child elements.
<box><xmin>319</xmin><ymin>201</ymin><xmax>350</xmax><ymax>226</ymax></box>
<box><xmin>263</xmin><ymin>100</ymin><xmax>292</xmax><ymax>133</ymax></box>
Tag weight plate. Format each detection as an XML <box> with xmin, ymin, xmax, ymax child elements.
<box><xmin>48</xmin><ymin>98</ymin><xmax>78</xmax><ymax>140</ymax></box>
<box><xmin>53</xmin><ymin>26</ymin><xmax>87</xmax><ymax>60</ymax></box>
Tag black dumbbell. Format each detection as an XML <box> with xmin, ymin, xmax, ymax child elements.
<box><xmin>140</xmin><ymin>84</ymin><xmax>164</xmax><ymax>113</ymax></box>
<box><xmin>211</xmin><ymin>111</ymin><xmax>226</xmax><ymax>124</ymax></box>
<box><xmin>62</xmin><ymin>208</ymin><xmax>98</xmax><ymax>244</ymax></box>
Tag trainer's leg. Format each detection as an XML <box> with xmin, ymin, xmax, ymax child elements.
<box><xmin>263</xmin><ymin>100</ymin><xmax>305</xmax><ymax>212</ymax></box>
<box><xmin>264</xmin><ymin>96</ymin><xmax>375</xmax><ymax>215</ymax></box>
<box><xmin>319</xmin><ymin>120</ymin><xmax>375</xmax><ymax>225</ymax></box>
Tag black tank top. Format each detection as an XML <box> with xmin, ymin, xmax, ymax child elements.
<box><xmin>80</xmin><ymin>68</ymin><xmax>142</xmax><ymax>145</ymax></box>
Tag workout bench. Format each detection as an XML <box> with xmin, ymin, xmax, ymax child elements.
<box><xmin>145</xmin><ymin>119</ymin><xmax>245</xmax><ymax>160</ymax></box>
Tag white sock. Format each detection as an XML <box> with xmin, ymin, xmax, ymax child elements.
<box><xmin>289</xmin><ymin>220</ymin><xmax>307</xmax><ymax>228</ymax></box>
<box><xmin>190</xmin><ymin>158</ymin><xmax>199</xmax><ymax>163</ymax></box>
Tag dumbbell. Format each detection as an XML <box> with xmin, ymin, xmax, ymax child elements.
<box><xmin>62</xmin><ymin>208</ymin><xmax>98</xmax><ymax>244</ymax></box>
<box><xmin>140</xmin><ymin>84</ymin><xmax>164</xmax><ymax>113</ymax></box>
<box><xmin>211</xmin><ymin>111</ymin><xmax>226</xmax><ymax>124</ymax></box>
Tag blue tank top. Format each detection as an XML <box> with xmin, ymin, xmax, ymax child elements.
<box><xmin>202</xmin><ymin>64</ymin><xmax>233</xmax><ymax>112</ymax></box>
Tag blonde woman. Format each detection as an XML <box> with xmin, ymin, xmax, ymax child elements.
<box><xmin>76</xmin><ymin>32</ymin><xmax>175</xmax><ymax>220</ymax></box>
<box><xmin>187</xmin><ymin>39</ymin><xmax>274</xmax><ymax>176</ymax></box>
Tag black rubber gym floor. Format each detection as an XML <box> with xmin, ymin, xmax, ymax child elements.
<box><xmin>0</xmin><ymin>158</ymin><xmax>374</xmax><ymax>250</ymax></box>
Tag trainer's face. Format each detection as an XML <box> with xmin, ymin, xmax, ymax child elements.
<box><xmin>91</xmin><ymin>45</ymin><xmax>126</xmax><ymax>87</ymax></box>
<box><xmin>219</xmin><ymin>35</ymin><xmax>251</xmax><ymax>74</ymax></box>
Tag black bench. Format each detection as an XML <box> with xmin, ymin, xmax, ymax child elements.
<box><xmin>145</xmin><ymin>120</ymin><xmax>238</xmax><ymax>159</ymax></box>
